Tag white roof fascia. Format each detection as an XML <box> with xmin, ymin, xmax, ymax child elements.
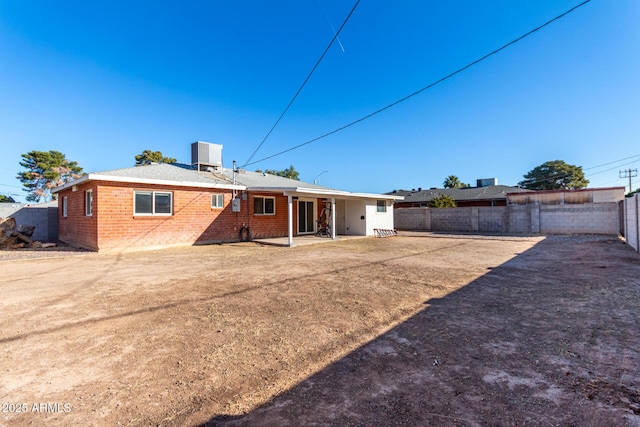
<box><xmin>337</xmin><ymin>191</ymin><xmax>404</xmax><ymax>201</ymax></box>
<box><xmin>248</xmin><ymin>186</ymin><xmax>403</xmax><ymax>201</ymax></box>
<box><xmin>52</xmin><ymin>173</ymin><xmax>246</xmax><ymax>193</ymax></box>
<box><xmin>51</xmin><ymin>175</ymin><xmax>91</xmax><ymax>193</ymax></box>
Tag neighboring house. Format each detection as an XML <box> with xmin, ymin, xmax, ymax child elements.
<box><xmin>52</xmin><ymin>142</ymin><xmax>401</xmax><ymax>251</ymax></box>
<box><xmin>391</xmin><ymin>179</ymin><xmax>533</xmax><ymax>208</ymax></box>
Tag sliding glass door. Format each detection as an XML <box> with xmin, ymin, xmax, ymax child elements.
<box><xmin>298</xmin><ymin>200</ymin><xmax>315</xmax><ymax>234</ymax></box>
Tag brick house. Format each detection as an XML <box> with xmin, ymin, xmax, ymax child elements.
<box><xmin>53</xmin><ymin>155</ymin><xmax>401</xmax><ymax>251</ymax></box>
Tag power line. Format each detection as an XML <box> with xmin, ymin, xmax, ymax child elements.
<box><xmin>587</xmin><ymin>158</ymin><xmax>640</xmax><ymax>177</ymax></box>
<box><xmin>619</xmin><ymin>168</ymin><xmax>638</xmax><ymax>192</ymax></box>
<box><xmin>592</xmin><ymin>177</ymin><xmax>624</xmax><ymax>187</ymax></box>
<box><xmin>584</xmin><ymin>153</ymin><xmax>640</xmax><ymax>171</ymax></box>
<box><xmin>517</xmin><ymin>156</ymin><xmax>640</xmax><ymax>189</ymax></box>
<box><xmin>0</xmin><ymin>189</ymin><xmax>22</xmax><ymax>197</ymax></box>
<box><xmin>243</xmin><ymin>0</ymin><xmax>361</xmax><ymax>167</ymax></box>
<box><xmin>0</xmin><ymin>183</ymin><xmax>24</xmax><ymax>189</ymax></box>
<box><xmin>244</xmin><ymin>0</ymin><xmax>592</xmax><ymax>168</ymax></box>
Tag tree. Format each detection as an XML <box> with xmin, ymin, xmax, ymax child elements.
<box><xmin>134</xmin><ymin>150</ymin><xmax>176</xmax><ymax>165</ymax></box>
<box><xmin>256</xmin><ymin>165</ymin><xmax>300</xmax><ymax>180</ymax></box>
<box><xmin>518</xmin><ymin>160</ymin><xmax>588</xmax><ymax>190</ymax></box>
<box><xmin>17</xmin><ymin>150</ymin><xmax>84</xmax><ymax>202</ymax></box>
<box><xmin>429</xmin><ymin>195</ymin><xmax>456</xmax><ymax>208</ymax></box>
<box><xmin>443</xmin><ymin>175</ymin><xmax>470</xmax><ymax>188</ymax></box>
<box><xmin>0</xmin><ymin>195</ymin><xmax>15</xmax><ymax>203</ymax></box>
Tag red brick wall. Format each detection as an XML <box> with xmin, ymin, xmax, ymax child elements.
<box><xmin>94</xmin><ymin>182</ymin><xmax>248</xmax><ymax>250</ymax></box>
<box><xmin>59</xmin><ymin>182</ymin><xmax>297</xmax><ymax>250</ymax></box>
<box><xmin>58</xmin><ymin>182</ymin><xmax>99</xmax><ymax>250</ymax></box>
<box><xmin>245</xmin><ymin>192</ymin><xmax>292</xmax><ymax>239</ymax></box>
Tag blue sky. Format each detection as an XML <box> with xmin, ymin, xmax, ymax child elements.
<box><xmin>1</xmin><ymin>0</ymin><xmax>638</xmax><ymax>202</ymax></box>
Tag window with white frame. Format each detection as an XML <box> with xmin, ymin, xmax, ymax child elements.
<box><xmin>254</xmin><ymin>196</ymin><xmax>275</xmax><ymax>215</ymax></box>
<box><xmin>376</xmin><ymin>200</ymin><xmax>387</xmax><ymax>213</ymax></box>
<box><xmin>85</xmin><ymin>190</ymin><xmax>93</xmax><ymax>216</ymax></box>
<box><xmin>62</xmin><ymin>196</ymin><xmax>68</xmax><ymax>218</ymax></box>
<box><xmin>134</xmin><ymin>191</ymin><xmax>173</xmax><ymax>216</ymax></box>
<box><xmin>211</xmin><ymin>193</ymin><xmax>224</xmax><ymax>208</ymax></box>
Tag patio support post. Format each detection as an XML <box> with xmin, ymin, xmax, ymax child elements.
<box><xmin>331</xmin><ymin>197</ymin><xmax>337</xmax><ymax>240</ymax></box>
<box><xmin>288</xmin><ymin>194</ymin><xmax>294</xmax><ymax>247</ymax></box>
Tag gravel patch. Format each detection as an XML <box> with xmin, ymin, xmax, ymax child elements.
<box><xmin>0</xmin><ymin>245</ymin><xmax>92</xmax><ymax>261</ymax></box>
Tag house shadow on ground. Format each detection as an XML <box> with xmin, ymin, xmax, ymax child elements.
<box><xmin>201</xmin><ymin>236</ymin><xmax>640</xmax><ymax>427</ymax></box>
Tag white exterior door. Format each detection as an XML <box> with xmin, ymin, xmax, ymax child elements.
<box><xmin>345</xmin><ymin>200</ymin><xmax>366</xmax><ymax>235</ymax></box>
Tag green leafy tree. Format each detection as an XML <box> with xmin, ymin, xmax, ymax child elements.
<box><xmin>17</xmin><ymin>150</ymin><xmax>84</xmax><ymax>202</ymax></box>
<box><xmin>257</xmin><ymin>165</ymin><xmax>300</xmax><ymax>180</ymax></box>
<box><xmin>429</xmin><ymin>195</ymin><xmax>456</xmax><ymax>208</ymax></box>
<box><xmin>627</xmin><ymin>188</ymin><xmax>640</xmax><ymax>197</ymax></box>
<box><xmin>134</xmin><ymin>150</ymin><xmax>177</xmax><ymax>165</ymax></box>
<box><xmin>0</xmin><ymin>195</ymin><xmax>16</xmax><ymax>203</ymax></box>
<box><xmin>443</xmin><ymin>175</ymin><xmax>470</xmax><ymax>188</ymax></box>
<box><xmin>518</xmin><ymin>160</ymin><xmax>588</xmax><ymax>190</ymax></box>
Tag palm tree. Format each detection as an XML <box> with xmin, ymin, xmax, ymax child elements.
<box><xmin>443</xmin><ymin>175</ymin><xmax>468</xmax><ymax>188</ymax></box>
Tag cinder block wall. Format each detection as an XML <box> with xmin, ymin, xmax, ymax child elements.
<box><xmin>0</xmin><ymin>202</ymin><xmax>58</xmax><ymax>241</ymax></box>
<box><xmin>395</xmin><ymin>203</ymin><xmax>620</xmax><ymax>236</ymax></box>
<box><xmin>431</xmin><ymin>208</ymin><xmax>473</xmax><ymax>231</ymax></box>
<box><xmin>540</xmin><ymin>204</ymin><xmax>619</xmax><ymax>234</ymax></box>
<box><xmin>394</xmin><ymin>208</ymin><xmax>431</xmax><ymax>230</ymax></box>
<box><xmin>478</xmin><ymin>207</ymin><xmax>507</xmax><ymax>233</ymax></box>
<box><xmin>507</xmin><ymin>206</ymin><xmax>533</xmax><ymax>234</ymax></box>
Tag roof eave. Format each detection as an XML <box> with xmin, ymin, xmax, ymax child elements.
<box><xmin>246</xmin><ymin>186</ymin><xmax>403</xmax><ymax>200</ymax></box>
<box><xmin>51</xmin><ymin>173</ymin><xmax>246</xmax><ymax>193</ymax></box>
<box><xmin>51</xmin><ymin>175</ymin><xmax>90</xmax><ymax>193</ymax></box>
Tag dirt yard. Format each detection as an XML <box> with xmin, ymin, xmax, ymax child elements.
<box><xmin>1</xmin><ymin>235</ymin><xmax>639</xmax><ymax>426</ymax></box>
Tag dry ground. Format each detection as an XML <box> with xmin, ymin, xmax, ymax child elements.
<box><xmin>1</xmin><ymin>235</ymin><xmax>639</xmax><ymax>426</ymax></box>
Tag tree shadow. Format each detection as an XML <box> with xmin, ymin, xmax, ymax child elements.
<box><xmin>198</xmin><ymin>237</ymin><xmax>640</xmax><ymax>426</ymax></box>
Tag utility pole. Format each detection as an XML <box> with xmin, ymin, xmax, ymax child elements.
<box><xmin>619</xmin><ymin>168</ymin><xmax>638</xmax><ymax>193</ymax></box>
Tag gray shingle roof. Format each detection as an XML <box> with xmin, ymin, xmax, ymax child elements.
<box><xmin>57</xmin><ymin>163</ymin><xmax>340</xmax><ymax>192</ymax></box>
<box><xmin>218</xmin><ymin>168</ymin><xmax>332</xmax><ymax>190</ymax></box>
<box><xmin>390</xmin><ymin>185</ymin><xmax>532</xmax><ymax>204</ymax></box>
<box><xmin>93</xmin><ymin>163</ymin><xmax>233</xmax><ymax>186</ymax></box>
<box><xmin>53</xmin><ymin>162</ymin><xmax>397</xmax><ymax>200</ymax></box>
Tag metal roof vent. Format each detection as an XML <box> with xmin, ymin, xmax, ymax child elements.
<box><xmin>192</xmin><ymin>141</ymin><xmax>223</xmax><ymax>171</ymax></box>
